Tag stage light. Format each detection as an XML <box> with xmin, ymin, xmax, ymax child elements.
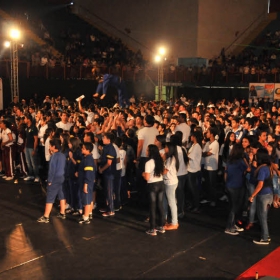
<box><xmin>10</xmin><ymin>29</ymin><xmax>21</xmax><ymax>40</ymax></box>
<box><xmin>4</xmin><ymin>41</ymin><xmax>11</xmax><ymax>48</ymax></box>
<box><xmin>159</xmin><ymin>47</ymin><xmax>166</xmax><ymax>56</ymax></box>
<box><xmin>155</xmin><ymin>55</ymin><xmax>161</xmax><ymax>63</ymax></box>
<box><xmin>70</xmin><ymin>2</ymin><xmax>74</xmax><ymax>5</ymax></box>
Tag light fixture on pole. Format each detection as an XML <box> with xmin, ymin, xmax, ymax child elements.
<box><xmin>154</xmin><ymin>47</ymin><xmax>166</xmax><ymax>101</ymax></box>
<box><xmin>8</xmin><ymin>28</ymin><xmax>21</xmax><ymax>102</ymax></box>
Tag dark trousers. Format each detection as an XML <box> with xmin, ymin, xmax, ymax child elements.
<box><xmin>114</xmin><ymin>169</ymin><xmax>122</xmax><ymax>209</ymax></box>
<box><xmin>226</xmin><ymin>187</ymin><xmax>243</xmax><ymax>230</ymax></box>
<box><xmin>187</xmin><ymin>171</ymin><xmax>200</xmax><ymax>209</ymax></box>
<box><xmin>3</xmin><ymin>146</ymin><xmax>13</xmax><ymax>177</ymax></box>
<box><xmin>103</xmin><ymin>175</ymin><xmax>114</xmax><ymax>212</ymax></box>
<box><xmin>205</xmin><ymin>170</ymin><xmax>217</xmax><ymax>202</ymax></box>
<box><xmin>148</xmin><ymin>181</ymin><xmax>165</xmax><ymax>229</ymax></box>
<box><xmin>176</xmin><ymin>174</ymin><xmax>188</xmax><ymax>214</ymax></box>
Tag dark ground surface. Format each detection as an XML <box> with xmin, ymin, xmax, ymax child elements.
<box><xmin>0</xmin><ymin>177</ymin><xmax>279</xmax><ymax>280</ymax></box>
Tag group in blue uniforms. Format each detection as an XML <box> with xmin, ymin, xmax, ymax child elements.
<box><xmin>92</xmin><ymin>67</ymin><xmax>129</xmax><ymax>108</ymax></box>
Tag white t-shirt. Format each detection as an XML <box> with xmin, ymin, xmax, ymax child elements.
<box><xmin>85</xmin><ymin>111</ymin><xmax>94</xmax><ymax>124</ymax></box>
<box><xmin>164</xmin><ymin>156</ymin><xmax>178</xmax><ymax>185</ymax></box>
<box><xmin>177</xmin><ymin>146</ymin><xmax>188</xmax><ymax>176</ymax></box>
<box><xmin>91</xmin><ymin>143</ymin><xmax>100</xmax><ymax>160</ymax></box>
<box><xmin>38</xmin><ymin>124</ymin><xmax>48</xmax><ymax>146</ymax></box>
<box><xmin>187</xmin><ymin>143</ymin><xmax>202</xmax><ymax>173</ymax></box>
<box><xmin>203</xmin><ymin>140</ymin><xmax>219</xmax><ymax>171</ymax></box>
<box><xmin>45</xmin><ymin>137</ymin><xmax>51</xmax><ymax>161</ymax></box>
<box><xmin>175</xmin><ymin>122</ymin><xmax>190</xmax><ymax>143</ymax></box>
<box><xmin>56</xmin><ymin>121</ymin><xmax>73</xmax><ymax>131</ymax></box>
<box><xmin>1</xmin><ymin>128</ymin><xmax>13</xmax><ymax>146</ymax></box>
<box><xmin>119</xmin><ymin>149</ymin><xmax>126</xmax><ymax>177</ymax></box>
<box><xmin>138</xmin><ymin>126</ymin><xmax>159</xmax><ymax>157</ymax></box>
<box><xmin>145</xmin><ymin>159</ymin><xmax>163</xmax><ymax>183</ymax></box>
<box><xmin>113</xmin><ymin>143</ymin><xmax>121</xmax><ymax>171</ymax></box>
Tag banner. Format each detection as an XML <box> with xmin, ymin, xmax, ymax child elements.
<box><xmin>274</xmin><ymin>83</ymin><xmax>280</xmax><ymax>100</ymax></box>
<box><xmin>249</xmin><ymin>83</ymin><xmax>275</xmax><ymax>98</ymax></box>
<box><xmin>0</xmin><ymin>78</ymin><xmax>3</xmax><ymax>110</ymax></box>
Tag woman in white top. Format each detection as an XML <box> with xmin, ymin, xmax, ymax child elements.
<box><xmin>0</xmin><ymin>120</ymin><xmax>14</xmax><ymax>180</ymax></box>
<box><xmin>44</xmin><ymin>128</ymin><xmax>55</xmax><ymax>164</ymax></box>
<box><xmin>155</xmin><ymin>135</ymin><xmax>166</xmax><ymax>159</ymax></box>
<box><xmin>38</xmin><ymin>116</ymin><xmax>48</xmax><ymax>169</ymax></box>
<box><xmin>187</xmin><ymin>131</ymin><xmax>203</xmax><ymax>213</ymax></box>
<box><xmin>163</xmin><ymin>142</ymin><xmax>179</xmax><ymax>230</ymax></box>
<box><xmin>170</xmin><ymin>131</ymin><xmax>188</xmax><ymax>218</ymax></box>
<box><xmin>143</xmin><ymin>144</ymin><xmax>165</xmax><ymax>236</ymax></box>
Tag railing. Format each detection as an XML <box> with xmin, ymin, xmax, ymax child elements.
<box><xmin>1</xmin><ymin>60</ymin><xmax>280</xmax><ymax>84</ymax></box>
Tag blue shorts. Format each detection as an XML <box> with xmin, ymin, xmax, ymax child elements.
<box><xmin>46</xmin><ymin>182</ymin><xmax>65</xmax><ymax>203</ymax></box>
<box><xmin>82</xmin><ymin>185</ymin><xmax>93</xmax><ymax>206</ymax></box>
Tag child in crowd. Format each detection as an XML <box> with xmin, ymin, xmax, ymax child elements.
<box><xmin>78</xmin><ymin>142</ymin><xmax>96</xmax><ymax>224</ymax></box>
<box><xmin>37</xmin><ymin>138</ymin><xmax>66</xmax><ymax>223</ymax></box>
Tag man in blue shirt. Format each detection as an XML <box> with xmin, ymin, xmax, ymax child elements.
<box><xmin>98</xmin><ymin>132</ymin><xmax>116</xmax><ymax>217</ymax></box>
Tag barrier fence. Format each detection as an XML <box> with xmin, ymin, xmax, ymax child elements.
<box><xmin>1</xmin><ymin>60</ymin><xmax>280</xmax><ymax>85</ymax></box>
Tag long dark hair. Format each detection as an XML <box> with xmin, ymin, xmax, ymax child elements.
<box><xmin>147</xmin><ymin>144</ymin><xmax>164</xmax><ymax>177</ymax></box>
<box><xmin>223</xmin><ymin>132</ymin><xmax>236</xmax><ymax>161</ymax></box>
<box><xmin>267</xmin><ymin>141</ymin><xmax>277</xmax><ymax>162</ymax></box>
<box><xmin>170</xmin><ymin>134</ymin><xmax>188</xmax><ymax>165</ymax></box>
<box><xmin>191</xmin><ymin>130</ymin><xmax>203</xmax><ymax>147</ymax></box>
<box><xmin>255</xmin><ymin>148</ymin><xmax>273</xmax><ymax>178</ymax></box>
<box><xmin>227</xmin><ymin>143</ymin><xmax>244</xmax><ymax>163</ymax></box>
<box><xmin>69</xmin><ymin>137</ymin><xmax>81</xmax><ymax>153</ymax></box>
<box><xmin>165</xmin><ymin>142</ymin><xmax>179</xmax><ymax>171</ymax></box>
<box><xmin>44</xmin><ymin>127</ymin><xmax>54</xmax><ymax>144</ymax></box>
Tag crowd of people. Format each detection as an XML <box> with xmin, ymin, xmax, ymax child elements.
<box><xmin>0</xmin><ymin>91</ymin><xmax>280</xmax><ymax>244</ymax></box>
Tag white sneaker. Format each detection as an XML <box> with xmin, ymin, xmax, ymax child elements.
<box><xmin>34</xmin><ymin>177</ymin><xmax>40</xmax><ymax>183</ymax></box>
<box><xmin>24</xmin><ymin>176</ymin><xmax>34</xmax><ymax>181</ymax></box>
<box><xmin>219</xmin><ymin>195</ymin><xmax>228</xmax><ymax>201</ymax></box>
<box><xmin>5</xmin><ymin>176</ymin><xmax>14</xmax><ymax>180</ymax></box>
<box><xmin>200</xmin><ymin>199</ymin><xmax>210</xmax><ymax>204</ymax></box>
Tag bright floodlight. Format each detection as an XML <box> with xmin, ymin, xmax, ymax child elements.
<box><xmin>4</xmin><ymin>41</ymin><xmax>11</xmax><ymax>48</ymax></box>
<box><xmin>159</xmin><ymin>47</ymin><xmax>166</xmax><ymax>56</ymax></box>
<box><xmin>155</xmin><ymin>55</ymin><xmax>161</xmax><ymax>63</ymax></box>
<box><xmin>10</xmin><ymin>29</ymin><xmax>20</xmax><ymax>40</ymax></box>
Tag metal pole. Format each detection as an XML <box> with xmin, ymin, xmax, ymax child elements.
<box><xmin>10</xmin><ymin>42</ymin><xmax>19</xmax><ymax>101</ymax></box>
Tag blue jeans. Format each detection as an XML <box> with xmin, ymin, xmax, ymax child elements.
<box><xmin>163</xmin><ymin>183</ymin><xmax>178</xmax><ymax>225</ymax></box>
<box><xmin>148</xmin><ymin>181</ymin><xmax>165</xmax><ymax>229</ymax></box>
<box><xmin>226</xmin><ymin>187</ymin><xmax>243</xmax><ymax>230</ymax></box>
<box><xmin>104</xmin><ymin>175</ymin><xmax>114</xmax><ymax>212</ymax></box>
<box><xmin>176</xmin><ymin>174</ymin><xmax>187</xmax><ymax>215</ymax></box>
<box><xmin>25</xmin><ymin>148</ymin><xmax>39</xmax><ymax>177</ymax></box>
<box><xmin>247</xmin><ymin>182</ymin><xmax>257</xmax><ymax>224</ymax></box>
<box><xmin>256</xmin><ymin>193</ymin><xmax>273</xmax><ymax>241</ymax></box>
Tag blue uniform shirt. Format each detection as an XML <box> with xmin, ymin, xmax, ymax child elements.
<box><xmin>257</xmin><ymin>165</ymin><xmax>273</xmax><ymax>195</ymax></box>
<box><xmin>48</xmin><ymin>152</ymin><xmax>66</xmax><ymax>184</ymax></box>
<box><xmin>100</xmin><ymin>143</ymin><xmax>116</xmax><ymax>176</ymax></box>
<box><xmin>225</xmin><ymin>158</ymin><xmax>247</xmax><ymax>188</ymax></box>
<box><xmin>78</xmin><ymin>154</ymin><xmax>96</xmax><ymax>188</ymax></box>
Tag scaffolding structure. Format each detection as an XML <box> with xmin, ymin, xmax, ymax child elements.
<box><xmin>10</xmin><ymin>41</ymin><xmax>19</xmax><ymax>101</ymax></box>
<box><xmin>158</xmin><ymin>63</ymin><xmax>163</xmax><ymax>101</ymax></box>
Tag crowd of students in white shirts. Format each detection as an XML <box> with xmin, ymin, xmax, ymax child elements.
<box><xmin>0</xmin><ymin>94</ymin><xmax>279</xmax><ymax>242</ymax></box>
